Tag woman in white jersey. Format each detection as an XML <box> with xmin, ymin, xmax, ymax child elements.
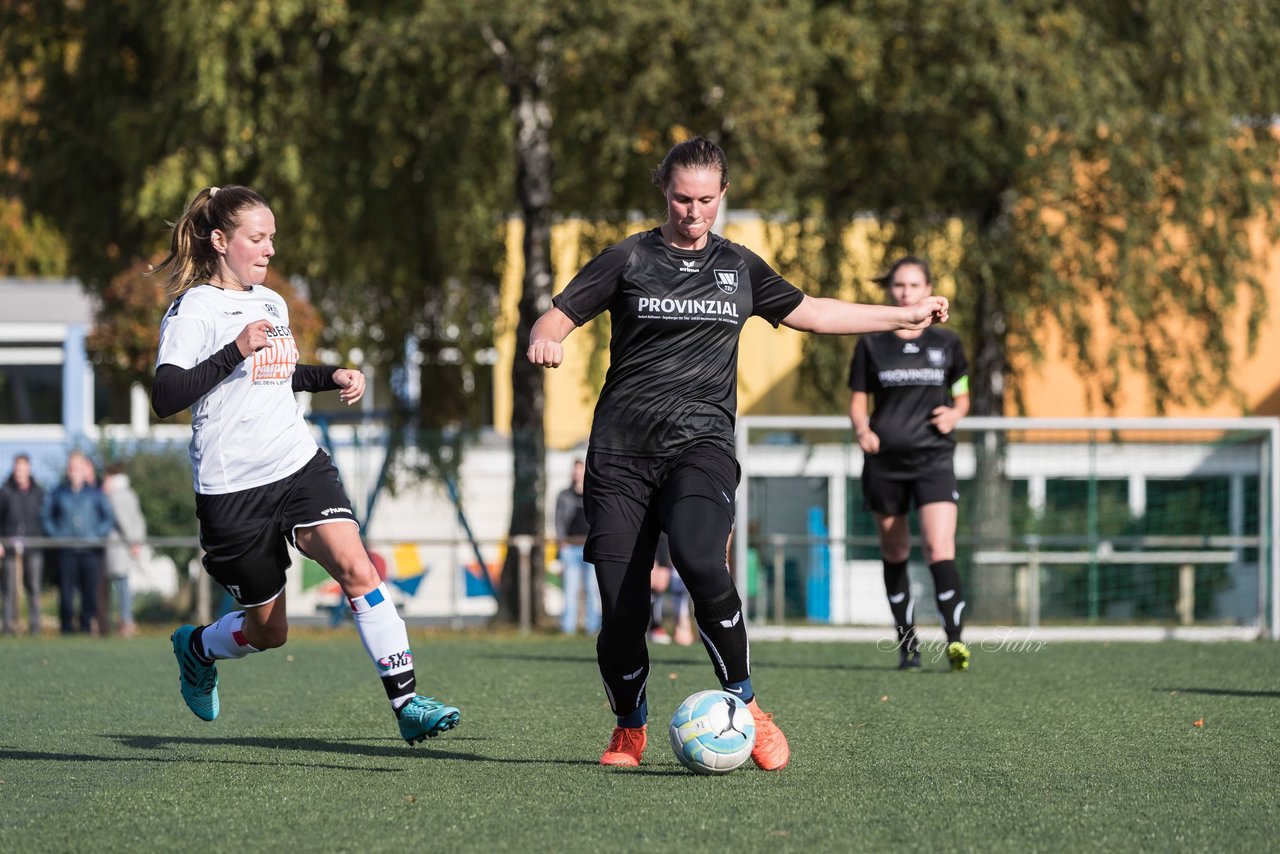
<box><xmin>152</xmin><ymin>185</ymin><xmax>458</xmax><ymax>744</ymax></box>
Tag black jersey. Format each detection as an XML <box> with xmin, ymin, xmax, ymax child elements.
<box><xmin>553</xmin><ymin>228</ymin><xmax>804</xmax><ymax>457</ymax></box>
<box><xmin>848</xmin><ymin>327</ymin><xmax>969</xmax><ymax>469</ymax></box>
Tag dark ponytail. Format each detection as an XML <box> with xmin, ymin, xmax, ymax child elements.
<box><xmin>152</xmin><ymin>185</ymin><xmax>270</xmax><ymax>296</ymax></box>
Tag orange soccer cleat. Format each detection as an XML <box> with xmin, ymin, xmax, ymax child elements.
<box><xmin>746</xmin><ymin>698</ymin><xmax>790</xmax><ymax>771</ymax></box>
<box><xmin>600</xmin><ymin>725</ymin><xmax>647</xmax><ymax>767</ymax></box>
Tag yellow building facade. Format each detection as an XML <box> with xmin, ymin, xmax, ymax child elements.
<box><xmin>493</xmin><ymin>216</ymin><xmax>1280</xmax><ymax>449</ymax></box>
<box><xmin>1012</xmin><ymin>223</ymin><xmax>1280</xmax><ymax>419</ymax></box>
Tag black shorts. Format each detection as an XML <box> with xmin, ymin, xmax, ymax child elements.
<box><xmin>583</xmin><ymin>444</ymin><xmax>739</xmax><ymax>565</ymax></box>
<box><xmin>195</xmin><ymin>449</ymin><xmax>357</xmax><ymax>606</ymax></box>
<box><xmin>861</xmin><ymin>457</ymin><xmax>959</xmax><ymax>517</ymax></box>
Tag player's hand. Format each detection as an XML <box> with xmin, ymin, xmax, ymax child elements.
<box><xmin>930</xmin><ymin>405</ymin><xmax>960</xmax><ymax>435</ymax></box>
<box><xmin>527</xmin><ymin>339</ymin><xmax>564</xmax><ymax>368</ymax></box>
<box><xmin>234</xmin><ymin>320</ymin><xmax>275</xmax><ymax>357</ymax></box>
<box><xmin>856</xmin><ymin>428</ymin><xmax>881</xmax><ymax>454</ymax></box>
<box><xmin>333</xmin><ymin>368</ymin><xmax>366</xmax><ymax>405</ymax></box>
<box><xmin>903</xmin><ymin>295</ymin><xmax>948</xmax><ymax>329</ymax></box>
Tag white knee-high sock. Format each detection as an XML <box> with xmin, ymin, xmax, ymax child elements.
<box><xmin>349</xmin><ymin>583</ymin><xmax>416</xmax><ymax>710</ymax></box>
<box><xmin>199</xmin><ymin>611</ymin><xmax>260</xmax><ymax>660</ymax></box>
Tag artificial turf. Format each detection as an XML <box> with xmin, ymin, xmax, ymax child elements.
<box><xmin>1</xmin><ymin>630</ymin><xmax>1276</xmax><ymax>852</ymax></box>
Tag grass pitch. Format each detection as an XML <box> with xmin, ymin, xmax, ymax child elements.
<box><xmin>1</xmin><ymin>630</ymin><xmax>1277</xmax><ymax>852</ymax></box>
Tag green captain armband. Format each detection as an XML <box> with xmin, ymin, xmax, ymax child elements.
<box><xmin>951</xmin><ymin>375</ymin><xmax>969</xmax><ymax>397</ymax></box>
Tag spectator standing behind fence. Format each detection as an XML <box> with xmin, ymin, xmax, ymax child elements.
<box><xmin>103</xmin><ymin>464</ymin><xmax>146</xmax><ymax>638</ymax></box>
<box><xmin>0</xmin><ymin>453</ymin><xmax>46</xmax><ymax>636</ymax></box>
<box><xmin>556</xmin><ymin>459</ymin><xmax>600</xmax><ymax>634</ymax></box>
<box><xmin>40</xmin><ymin>451</ymin><xmax>115</xmax><ymax>636</ymax></box>
<box><xmin>848</xmin><ymin>256</ymin><xmax>971</xmax><ymax>672</ymax></box>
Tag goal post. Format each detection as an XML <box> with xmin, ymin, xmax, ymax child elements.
<box><xmin>735</xmin><ymin>416</ymin><xmax>1280</xmax><ymax>639</ymax></box>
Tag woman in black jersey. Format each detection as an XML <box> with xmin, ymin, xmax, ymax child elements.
<box><xmin>848</xmin><ymin>256</ymin><xmax>971</xmax><ymax>672</ymax></box>
<box><xmin>528</xmin><ymin>138</ymin><xmax>950</xmax><ymax>770</ymax></box>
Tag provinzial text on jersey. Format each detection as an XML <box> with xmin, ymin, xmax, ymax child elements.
<box><xmin>878</xmin><ymin>367</ymin><xmax>946</xmax><ymax>386</ymax></box>
<box><xmin>635</xmin><ymin>297</ymin><xmax>740</xmax><ymax>318</ymax></box>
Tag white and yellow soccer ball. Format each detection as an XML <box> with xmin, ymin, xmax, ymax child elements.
<box><xmin>669</xmin><ymin>689</ymin><xmax>756</xmax><ymax>774</ymax></box>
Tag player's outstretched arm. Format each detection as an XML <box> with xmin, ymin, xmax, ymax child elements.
<box><xmin>527</xmin><ymin>307</ymin><xmax>577</xmax><ymax>368</ymax></box>
<box><xmin>781</xmin><ymin>294</ymin><xmax>948</xmax><ymax>335</ymax></box>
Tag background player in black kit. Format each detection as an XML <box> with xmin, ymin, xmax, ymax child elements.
<box><xmin>848</xmin><ymin>256</ymin><xmax>972</xmax><ymax>672</ymax></box>
<box><xmin>527</xmin><ymin>138</ymin><xmax>951</xmax><ymax>769</ymax></box>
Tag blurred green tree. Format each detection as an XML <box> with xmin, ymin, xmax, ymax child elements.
<box><xmin>468</xmin><ymin>0</ymin><xmax>821</xmax><ymax>623</ymax></box>
<box><xmin>789</xmin><ymin>0</ymin><xmax>1280</xmax><ymax>619</ymax></box>
<box><xmin>1</xmin><ymin>0</ymin><xmax>822</xmax><ymax>626</ymax></box>
<box><xmin>794</xmin><ymin>0</ymin><xmax>1280</xmax><ymax>416</ymax></box>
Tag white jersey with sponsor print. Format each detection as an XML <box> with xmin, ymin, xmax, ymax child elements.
<box><xmin>156</xmin><ymin>284</ymin><xmax>317</xmax><ymax>494</ymax></box>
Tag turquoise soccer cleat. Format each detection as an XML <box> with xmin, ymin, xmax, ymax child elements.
<box><xmin>171</xmin><ymin>625</ymin><xmax>219</xmax><ymax>721</ymax></box>
<box><xmin>397</xmin><ymin>695</ymin><xmax>461</xmax><ymax>744</ymax></box>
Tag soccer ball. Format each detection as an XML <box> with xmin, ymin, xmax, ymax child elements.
<box><xmin>669</xmin><ymin>690</ymin><xmax>756</xmax><ymax>774</ymax></box>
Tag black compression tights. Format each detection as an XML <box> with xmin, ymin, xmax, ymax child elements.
<box><xmin>595</xmin><ymin>497</ymin><xmax>744</xmax><ymax>720</ymax></box>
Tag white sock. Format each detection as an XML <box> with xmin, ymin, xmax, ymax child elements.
<box><xmin>200</xmin><ymin>611</ymin><xmax>259</xmax><ymax>660</ymax></box>
<box><xmin>349</xmin><ymin>583</ymin><xmax>416</xmax><ymax>710</ymax></box>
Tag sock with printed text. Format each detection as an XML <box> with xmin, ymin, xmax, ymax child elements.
<box><xmin>349</xmin><ymin>584</ymin><xmax>417</xmax><ymax>711</ymax></box>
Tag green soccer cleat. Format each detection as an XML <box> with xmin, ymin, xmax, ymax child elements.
<box><xmin>947</xmin><ymin>641</ymin><xmax>971</xmax><ymax>672</ymax></box>
<box><xmin>397</xmin><ymin>695</ymin><xmax>461</xmax><ymax>744</ymax></box>
<box><xmin>171</xmin><ymin>624</ymin><xmax>219</xmax><ymax>721</ymax></box>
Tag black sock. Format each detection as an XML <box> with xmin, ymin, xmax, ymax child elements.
<box><xmin>883</xmin><ymin>559</ymin><xmax>917</xmax><ymax>654</ymax></box>
<box><xmin>929</xmin><ymin>559</ymin><xmax>965</xmax><ymax>643</ymax></box>
<box><xmin>692</xmin><ymin>586</ymin><xmax>750</xmax><ymax>688</ymax></box>
<box><xmin>597</xmin><ymin>632</ymin><xmax>650</xmax><ymax>727</ymax></box>
<box><xmin>594</xmin><ymin>551</ymin><xmax>658</xmax><ymax>726</ymax></box>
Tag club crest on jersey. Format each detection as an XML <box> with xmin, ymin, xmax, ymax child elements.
<box><xmin>927</xmin><ymin>347</ymin><xmax>946</xmax><ymax>367</ymax></box>
<box><xmin>713</xmin><ymin>269</ymin><xmax>739</xmax><ymax>294</ymax></box>
<box><xmin>264</xmin><ymin>302</ymin><xmax>280</xmax><ymax>319</ymax></box>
